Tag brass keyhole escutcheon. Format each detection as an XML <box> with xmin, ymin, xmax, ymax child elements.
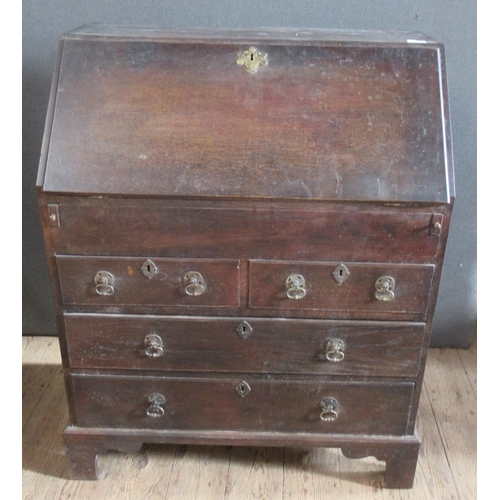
<box><xmin>235</xmin><ymin>380</ymin><xmax>251</xmax><ymax>397</ymax></box>
<box><xmin>141</xmin><ymin>259</ymin><xmax>158</xmax><ymax>279</ymax></box>
<box><xmin>141</xmin><ymin>259</ymin><xmax>167</xmax><ymax>280</ymax></box>
<box><xmin>237</xmin><ymin>47</ymin><xmax>268</xmax><ymax>73</ymax></box>
<box><xmin>333</xmin><ymin>264</ymin><xmax>350</xmax><ymax>285</ymax></box>
<box><xmin>236</xmin><ymin>321</ymin><xmax>253</xmax><ymax>339</ymax></box>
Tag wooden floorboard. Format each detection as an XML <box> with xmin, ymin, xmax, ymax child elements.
<box><xmin>423</xmin><ymin>348</ymin><xmax>477</xmax><ymax>500</ymax></box>
<box><xmin>22</xmin><ymin>336</ymin><xmax>477</xmax><ymax>500</ymax></box>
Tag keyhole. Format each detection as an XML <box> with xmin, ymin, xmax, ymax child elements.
<box><xmin>146</xmin><ymin>264</ymin><xmax>151</xmax><ymax>273</ymax></box>
<box><xmin>333</xmin><ymin>264</ymin><xmax>349</xmax><ymax>285</ymax></box>
<box><xmin>250</xmin><ymin>53</ymin><xmax>254</xmax><ymax>61</ymax></box>
<box><xmin>235</xmin><ymin>380</ymin><xmax>251</xmax><ymax>397</ymax></box>
<box><xmin>236</xmin><ymin>321</ymin><xmax>253</xmax><ymax>339</ymax></box>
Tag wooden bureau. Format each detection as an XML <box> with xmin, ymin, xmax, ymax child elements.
<box><xmin>37</xmin><ymin>24</ymin><xmax>454</xmax><ymax>488</ymax></box>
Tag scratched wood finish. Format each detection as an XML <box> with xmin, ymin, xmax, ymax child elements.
<box><xmin>46</xmin><ymin>199</ymin><xmax>442</xmax><ymax>263</ymax></box>
<box><xmin>249</xmin><ymin>260</ymin><xmax>435</xmax><ymax>320</ymax></box>
<box><xmin>35</xmin><ymin>26</ymin><xmax>455</xmax><ymax>489</ymax></box>
<box><xmin>23</xmin><ymin>337</ymin><xmax>476</xmax><ymax>498</ymax></box>
<box><xmin>56</xmin><ymin>256</ymin><xmax>240</xmax><ymax>308</ymax></box>
<box><xmin>40</xmin><ymin>30</ymin><xmax>449</xmax><ymax>203</ymax></box>
<box><xmin>70</xmin><ymin>374</ymin><xmax>414</xmax><ymax>435</ymax></box>
<box><xmin>63</xmin><ymin>314</ymin><xmax>425</xmax><ymax>377</ymax></box>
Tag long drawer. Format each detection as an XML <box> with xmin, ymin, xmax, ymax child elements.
<box><xmin>47</xmin><ymin>200</ymin><xmax>442</xmax><ymax>263</ymax></box>
<box><xmin>70</xmin><ymin>374</ymin><xmax>414</xmax><ymax>435</ymax></box>
<box><xmin>56</xmin><ymin>256</ymin><xmax>240</xmax><ymax>308</ymax></box>
<box><xmin>249</xmin><ymin>260</ymin><xmax>434</xmax><ymax>321</ymax></box>
<box><xmin>64</xmin><ymin>314</ymin><xmax>424</xmax><ymax>377</ymax></box>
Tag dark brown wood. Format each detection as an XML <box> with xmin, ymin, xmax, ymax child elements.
<box><xmin>37</xmin><ymin>25</ymin><xmax>455</xmax><ymax>489</ymax></box>
<box><xmin>341</xmin><ymin>439</ymin><xmax>420</xmax><ymax>488</ymax></box>
<box><xmin>62</xmin><ymin>424</ymin><xmax>421</xmax><ymax>487</ymax></box>
<box><xmin>63</xmin><ymin>428</ymin><xmax>143</xmax><ymax>480</ymax></box>
<box><xmin>64</xmin><ymin>314</ymin><xmax>425</xmax><ymax>377</ymax></box>
<box><xmin>70</xmin><ymin>374</ymin><xmax>414</xmax><ymax>434</ymax></box>
<box><xmin>47</xmin><ymin>198</ymin><xmax>442</xmax><ymax>263</ymax></box>
<box><xmin>56</xmin><ymin>256</ymin><xmax>240</xmax><ymax>308</ymax></box>
<box><xmin>40</xmin><ymin>30</ymin><xmax>450</xmax><ymax>203</ymax></box>
<box><xmin>249</xmin><ymin>260</ymin><xmax>434</xmax><ymax>320</ymax></box>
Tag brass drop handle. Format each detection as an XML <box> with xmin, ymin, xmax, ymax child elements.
<box><xmin>184</xmin><ymin>271</ymin><xmax>207</xmax><ymax>296</ymax></box>
<box><xmin>374</xmin><ymin>276</ymin><xmax>396</xmax><ymax>301</ymax></box>
<box><xmin>144</xmin><ymin>334</ymin><xmax>164</xmax><ymax>358</ymax></box>
<box><xmin>325</xmin><ymin>339</ymin><xmax>345</xmax><ymax>362</ymax></box>
<box><xmin>286</xmin><ymin>274</ymin><xmax>306</xmax><ymax>300</ymax></box>
<box><xmin>94</xmin><ymin>271</ymin><xmax>115</xmax><ymax>296</ymax></box>
<box><xmin>146</xmin><ymin>393</ymin><xmax>166</xmax><ymax>418</ymax></box>
<box><xmin>319</xmin><ymin>397</ymin><xmax>339</xmax><ymax>422</ymax></box>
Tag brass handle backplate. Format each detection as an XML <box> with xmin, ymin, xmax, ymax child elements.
<box><xmin>184</xmin><ymin>271</ymin><xmax>206</xmax><ymax>296</ymax></box>
<box><xmin>94</xmin><ymin>271</ymin><xmax>115</xmax><ymax>296</ymax></box>
<box><xmin>286</xmin><ymin>274</ymin><xmax>306</xmax><ymax>300</ymax></box>
<box><xmin>146</xmin><ymin>393</ymin><xmax>166</xmax><ymax>418</ymax></box>
<box><xmin>325</xmin><ymin>339</ymin><xmax>345</xmax><ymax>362</ymax></box>
<box><xmin>374</xmin><ymin>276</ymin><xmax>396</xmax><ymax>301</ymax></box>
<box><xmin>144</xmin><ymin>334</ymin><xmax>164</xmax><ymax>358</ymax></box>
<box><xmin>319</xmin><ymin>397</ymin><xmax>339</xmax><ymax>422</ymax></box>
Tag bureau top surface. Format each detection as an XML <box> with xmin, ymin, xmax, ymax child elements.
<box><xmin>38</xmin><ymin>24</ymin><xmax>454</xmax><ymax>203</ymax></box>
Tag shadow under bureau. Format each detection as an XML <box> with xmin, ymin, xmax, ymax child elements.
<box><xmin>37</xmin><ymin>24</ymin><xmax>454</xmax><ymax>488</ymax></box>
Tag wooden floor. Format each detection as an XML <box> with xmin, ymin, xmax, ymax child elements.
<box><xmin>22</xmin><ymin>335</ymin><xmax>476</xmax><ymax>500</ymax></box>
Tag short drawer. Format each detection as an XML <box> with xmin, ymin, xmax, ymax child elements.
<box><xmin>249</xmin><ymin>260</ymin><xmax>434</xmax><ymax>321</ymax></box>
<box><xmin>64</xmin><ymin>314</ymin><xmax>424</xmax><ymax>378</ymax></box>
<box><xmin>56</xmin><ymin>256</ymin><xmax>240</xmax><ymax>308</ymax></box>
<box><xmin>71</xmin><ymin>374</ymin><xmax>414</xmax><ymax>435</ymax></box>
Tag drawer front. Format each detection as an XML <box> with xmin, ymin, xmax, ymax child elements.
<box><xmin>71</xmin><ymin>374</ymin><xmax>414</xmax><ymax>435</ymax></box>
<box><xmin>48</xmin><ymin>200</ymin><xmax>441</xmax><ymax>263</ymax></box>
<box><xmin>56</xmin><ymin>256</ymin><xmax>240</xmax><ymax>308</ymax></box>
<box><xmin>64</xmin><ymin>314</ymin><xmax>424</xmax><ymax>378</ymax></box>
<box><xmin>249</xmin><ymin>260</ymin><xmax>434</xmax><ymax>321</ymax></box>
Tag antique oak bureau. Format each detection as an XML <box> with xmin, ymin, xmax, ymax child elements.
<box><xmin>37</xmin><ymin>25</ymin><xmax>454</xmax><ymax>488</ymax></box>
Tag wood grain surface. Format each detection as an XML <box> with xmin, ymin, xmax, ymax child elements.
<box><xmin>22</xmin><ymin>336</ymin><xmax>476</xmax><ymax>498</ymax></box>
<box><xmin>41</xmin><ymin>34</ymin><xmax>450</xmax><ymax>202</ymax></box>
<box><xmin>63</xmin><ymin>314</ymin><xmax>425</xmax><ymax>377</ymax></box>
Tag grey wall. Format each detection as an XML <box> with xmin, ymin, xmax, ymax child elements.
<box><xmin>23</xmin><ymin>1</ymin><xmax>476</xmax><ymax>347</ymax></box>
